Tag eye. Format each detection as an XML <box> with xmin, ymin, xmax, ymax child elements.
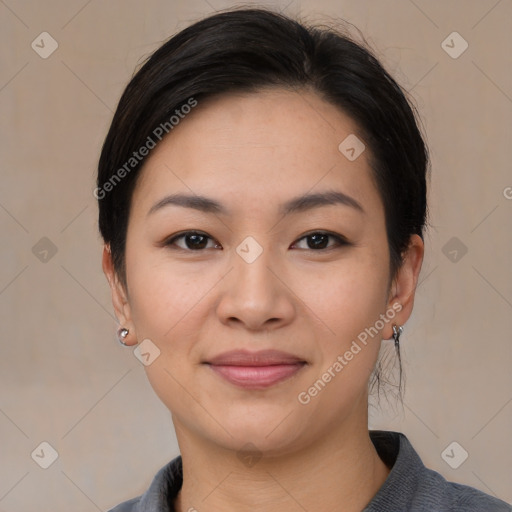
<box><xmin>163</xmin><ymin>231</ymin><xmax>221</xmax><ymax>251</ymax></box>
<box><xmin>162</xmin><ymin>230</ymin><xmax>349</xmax><ymax>252</ymax></box>
<box><xmin>291</xmin><ymin>231</ymin><xmax>349</xmax><ymax>250</ymax></box>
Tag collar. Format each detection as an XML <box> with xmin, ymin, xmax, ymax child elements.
<box><xmin>130</xmin><ymin>430</ymin><xmax>421</xmax><ymax>511</ymax></box>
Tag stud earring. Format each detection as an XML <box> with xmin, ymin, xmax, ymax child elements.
<box><xmin>117</xmin><ymin>327</ymin><xmax>129</xmax><ymax>346</ymax></box>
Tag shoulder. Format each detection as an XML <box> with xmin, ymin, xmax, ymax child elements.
<box><xmin>445</xmin><ymin>480</ymin><xmax>511</xmax><ymax>511</ymax></box>
<box><xmin>414</xmin><ymin>464</ymin><xmax>511</xmax><ymax>511</ymax></box>
<box><xmin>107</xmin><ymin>454</ymin><xmax>183</xmax><ymax>512</ymax></box>
<box><xmin>366</xmin><ymin>430</ymin><xmax>510</xmax><ymax>512</ymax></box>
<box><xmin>107</xmin><ymin>497</ymin><xmax>141</xmax><ymax>512</ymax></box>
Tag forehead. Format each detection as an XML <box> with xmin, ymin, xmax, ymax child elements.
<box><xmin>130</xmin><ymin>88</ymin><xmax>382</xmax><ymax>219</ymax></box>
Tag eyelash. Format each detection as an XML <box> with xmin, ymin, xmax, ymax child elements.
<box><xmin>162</xmin><ymin>230</ymin><xmax>350</xmax><ymax>252</ymax></box>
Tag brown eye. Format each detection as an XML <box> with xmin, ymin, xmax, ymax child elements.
<box><xmin>291</xmin><ymin>231</ymin><xmax>349</xmax><ymax>250</ymax></box>
<box><xmin>164</xmin><ymin>231</ymin><xmax>221</xmax><ymax>251</ymax></box>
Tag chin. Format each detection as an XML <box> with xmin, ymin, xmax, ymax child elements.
<box><xmin>213</xmin><ymin>408</ymin><xmax>307</xmax><ymax>453</ymax></box>
<box><xmin>219</xmin><ymin>427</ymin><xmax>302</xmax><ymax>458</ymax></box>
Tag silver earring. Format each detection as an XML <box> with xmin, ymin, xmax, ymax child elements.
<box><xmin>117</xmin><ymin>327</ymin><xmax>129</xmax><ymax>346</ymax></box>
<box><xmin>392</xmin><ymin>324</ymin><xmax>403</xmax><ymax>349</ymax></box>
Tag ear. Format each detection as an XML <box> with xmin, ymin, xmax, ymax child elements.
<box><xmin>383</xmin><ymin>234</ymin><xmax>424</xmax><ymax>340</ymax></box>
<box><xmin>102</xmin><ymin>244</ymin><xmax>137</xmax><ymax>346</ymax></box>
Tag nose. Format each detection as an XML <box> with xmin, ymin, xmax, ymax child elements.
<box><xmin>215</xmin><ymin>245</ymin><xmax>296</xmax><ymax>332</ymax></box>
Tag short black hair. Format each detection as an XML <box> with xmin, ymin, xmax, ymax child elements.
<box><xmin>97</xmin><ymin>7</ymin><xmax>430</xmax><ymax>400</ymax></box>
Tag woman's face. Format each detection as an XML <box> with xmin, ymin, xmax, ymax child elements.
<box><xmin>108</xmin><ymin>88</ymin><xmax>420</xmax><ymax>455</ymax></box>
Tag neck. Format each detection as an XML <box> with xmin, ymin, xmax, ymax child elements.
<box><xmin>173</xmin><ymin>407</ymin><xmax>390</xmax><ymax>512</ymax></box>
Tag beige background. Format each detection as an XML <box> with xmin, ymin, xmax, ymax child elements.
<box><xmin>1</xmin><ymin>0</ymin><xmax>511</xmax><ymax>510</ymax></box>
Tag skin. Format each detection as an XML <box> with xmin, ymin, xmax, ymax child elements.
<box><xmin>103</xmin><ymin>87</ymin><xmax>424</xmax><ymax>511</ymax></box>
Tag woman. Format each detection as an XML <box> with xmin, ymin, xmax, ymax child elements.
<box><xmin>96</xmin><ymin>7</ymin><xmax>510</xmax><ymax>512</ymax></box>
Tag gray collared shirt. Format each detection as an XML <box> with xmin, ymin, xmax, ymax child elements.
<box><xmin>108</xmin><ymin>430</ymin><xmax>511</xmax><ymax>511</ymax></box>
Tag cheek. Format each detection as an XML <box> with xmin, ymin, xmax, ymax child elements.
<box><xmin>300</xmin><ymin>251</ymin><xmax>389</xmax><ymax>380</ymax></box>
<box><xmin>331</xmin><ymin>268</ymin><xmax>388</xmax><ymax>337</ymax></box>
<box><xmin>127</xmin><ymin>258</ymin><xmax>212</xmax><ymax>340</ymax></box>
<box><xmin>294</xmin><ymin>252</ymin><xmax>388</xmax><ymax>336</ymax></box>
<box><xmin>299</xmin><ymin>274</ymin><xmax>388</xmax><ymax>411</ymax></box>
<box><xmin>124</xmin><ymin>251</ymin><xmax>213</xmax><ymax>415</ymax></box>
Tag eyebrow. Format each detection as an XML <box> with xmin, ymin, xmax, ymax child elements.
<box><xmin>147</xmin><ymin>190</ymin><xmax>365</xmax><ymax>217</ymax></box>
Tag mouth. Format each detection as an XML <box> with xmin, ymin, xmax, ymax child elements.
<box><xmin>203</xmin><ymin>349</ymin><xmax>308</xmax><ymax>389</ymax></box>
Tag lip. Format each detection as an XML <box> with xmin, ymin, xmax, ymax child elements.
<box><xmin>204</xmin><ymin>349</ymin><xmax>307</xmax><ymax>389</ymax></box>
<box><xmin>205</xmin><ymin>349</ymin><xmax>306</xmax><ymax>366</ymax></box>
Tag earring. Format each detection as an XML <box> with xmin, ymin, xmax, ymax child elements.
<box><xmin>392</xmin><ymin>324</ymin><xmax>403</xmax><ymax>349</ymax></box>
<box><xmin>117</xmin><ymin>327</ymin><xmax>129</xmax><ymax>346</ymax></box>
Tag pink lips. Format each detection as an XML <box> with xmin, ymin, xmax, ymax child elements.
<box><xmin>204</xmin><ymin>349</ymin><xmax>306</xmax><ymax>389</ymax></box>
